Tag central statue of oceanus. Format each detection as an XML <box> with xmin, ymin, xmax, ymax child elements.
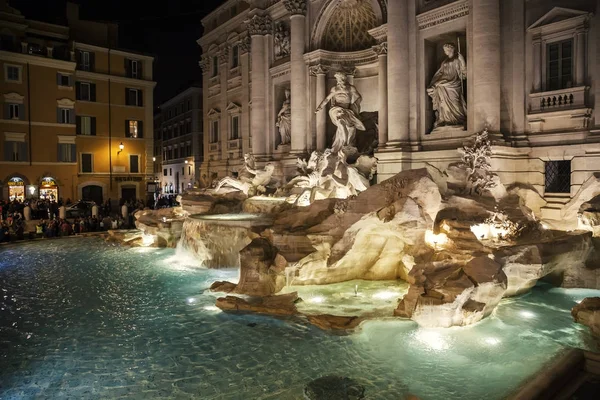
<box><xmin>315</xmin><ymin>71</ymin><xmax>365</xmax><ymax>152</ymax></box>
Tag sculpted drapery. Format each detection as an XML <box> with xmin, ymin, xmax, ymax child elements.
<box><xmin>427</xmin><ymin>43</ymin><xmax>467</xmax><ymax>130</ymax></box>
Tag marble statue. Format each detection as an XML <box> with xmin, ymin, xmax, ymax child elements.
<box><xmin>315</xmin><ymin>72</ymin><xmax>366</xmax><ymax>152</ymax></box>
<box><xmin>214</xmin><ymin>163</ymin><xmax>275</xmax><ymax>196</ymax></box>
<box><xmin>238</xmin><ymin>153</ymin><xmax>257</xmax><ymax>183</ymax></box>
<box><xmin>274</xmin><ymin>23</ymin><xmax>290</xmax><ymax>59</ymax></box>
<box><xmin>276</xmin><ymin>89</ymin><xmax>291</xmax><ymax>146</ymax></box>
<box><xmin>427</xmin><ymin>43</ymin><xmax>467</xmax><ymax>131</ymax></box>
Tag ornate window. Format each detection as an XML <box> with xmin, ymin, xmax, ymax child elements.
<box><xmin>322</xmin><ymin>0</ymin><xmax>378</xmax><ymax>52</ymax></box>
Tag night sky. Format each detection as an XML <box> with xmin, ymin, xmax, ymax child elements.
<box><xmin>10</xmin><ymin>0</ymin><xmax>226</xmax><ymax>104</ymax></box>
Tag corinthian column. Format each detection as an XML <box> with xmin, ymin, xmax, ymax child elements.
<box><xmin>386</xmin><ymin>0</ymin><xmax>409</xmax><ymax>148</ymax></box>
<box><xmin>284</xmin><ymin>0</ymin><xmax>308</xmax><ymax>155</ymax></box>
<box><xmin>246</xmin><ymin>14</ymin><xmax>272</xmax><ymax>157</ymax></box>
<box><xmin>373</xmin><ymin>42</ymin><xmax>388</xmax><ymax>147</ymax></box>
<box><xmin>471</xmin><ymin>0</ymin><xmax>501</xmax><ymax>133</ymax></box>
<box><xmin>310</xmin><ymin>64</ymin><xmax>329</xmax><ymax>151</ymax></box>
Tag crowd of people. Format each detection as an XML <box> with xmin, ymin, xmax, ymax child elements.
<box><xmin>0</xmin><ymin>197</ymin><xmax>152</xmax><ymax>244</ymax></box>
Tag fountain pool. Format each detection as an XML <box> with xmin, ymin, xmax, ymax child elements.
<box><xmin>0</xmin><ymin>237</ymin><xmax>598</xmax><ymax>399</ymax></box>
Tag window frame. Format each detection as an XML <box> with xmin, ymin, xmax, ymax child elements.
<box><xmin>545</xmin><ymin>39</ymin><xmax>574</xmax><ymax>92</ymax></box>
<box><xmin>210</xmin><ymin>119</ymin><xmax>220</xmax><ymax>143</ymax></box>
<box><xmin>81</xmin><ymin>153</ymin><xmax>93</xmax><ymax>173</ymax></box>
<box><xmin>129</xmin><ymin>154</ymin><xmax>140</xmax><ymax>173</ymax></box>
<box><xmin>59</xmin><ymin>108</ymin><xmax>72</xmax><ymax>124</ymax></box>
<box><xmin>4</xmin><ymin>64</ymin><xmax>21</xmax><ymax>84</ymax></box>
<box><xmin>8</xmin><ymin>103</ymin><xmax>19</xmax><ymax>119</ymax></box>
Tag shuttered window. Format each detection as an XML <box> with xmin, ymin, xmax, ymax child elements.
<box><xmin>81</xmin><ymin>153</ymin><xmax>93</xmax><ymax>173</ymax></box>
<box><xmin>76</xmin><ymin>82</ymin><xmax>96</xmax><ymax>101</ymax></box>
<box><xmin>3</xmin><ymin>140</ymin><xmax>27</xmax><ymax>161</ymax></box>
<box><xmin>4</xmin><ymin>103</ymin><xmax>24</xmax><ymax>120</ymax></box>
<box><xmin>57</xmin><ymin>143</ymin><xmax>76</xmax><ymax>162</ymax></box>
<box><xmin>130</xmin><ymin>155</ymin><xmax>139</xmax><ymax>173</ymax></box>
<box><xmin>125</xmin><ymin>88</ymin><xmax>143</xmax><ymax>106</ymax></box>
<box><xmin>76</xmin><ymin>116</ymin><xmax>96</xmax><ymax>135</ymax></box>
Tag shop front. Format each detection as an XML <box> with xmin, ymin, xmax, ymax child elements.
<box><xmin>7</xmin><ymin>177</ymin><xmax>25</xmax><ymax>201</ymax></box>
<box><xmin>39</xmin><ymin>177</ymin><xmax>59</xmax><ymax>201</ymax></box>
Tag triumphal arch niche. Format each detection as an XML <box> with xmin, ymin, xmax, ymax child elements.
<box><xmin>302</xmin><ymin>0</ymin><xmax>387</xmax><ymax>156</ymax></box>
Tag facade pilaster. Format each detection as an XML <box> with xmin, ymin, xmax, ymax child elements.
<box><xmin>471</xmin><ymin>0</ymin><xmax>501</xmax><ymax>133</ymax></box>
<box><xmin>575</xmin><ymin>28</ymin><xmax>587</xmax><ymax>86</ymax></box>
<box><xmin>284</xmin><ymin>0</ymin><xmax>308</xmax><ymax>155</ymax></box>
<box><xmin>199</xmin><ymin>54</ymin><xmax>210</xmax><ymax>174</ymax></box>
<box><xmin>386</xmin><ymin>0</ymin><xmax>410</xmax><ymax>148</ymax></box>
<box><xmin>310</xmin><ymin>64</ymin><xmax>329</xmax><ymax>151</ymax></box>
<box><xmin>532</xmin><ymin>35</ymin><xmax>542</xmax><ymax>92</ymax></box>
<box><xmin>239</xmin><ymin>37</ymin><xmax>251</xmax><ymax>155</ymax></box>
<box><xmin>373</xmin><ymin>42</ymin><xmax>388</xmax><ymax>147</ymax></box>
<box><xmin>219</xmin><ymin>46</ymin><xmax>229</xmax><ymax>161</ymax></box>
<box><xmin>247</xmin><ymin>14</ymin><xmax>272</xmax><ymax>157</ymax></box>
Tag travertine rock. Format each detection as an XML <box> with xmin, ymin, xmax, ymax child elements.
<box><xmin>305</xmin><ymin>314</ymin><xmax>364</xmax><ymax>332</ymax></box>
<box><xmin>134</xmin><ymin>208</ymin><xmax>184</xmax><ymax>247</ymax></box>
<box><xmin>396</xmin><ymin>256</ymin><xmax>507</xmax><ymax>327</ymax></box>
<box><xmin>234</xmin><ymin>238</ymin><xmax>286</xmax><ymax>296</ymax></box>
<box><xmin>571</xmin><ymin>297</ymin><xmax>600</xmax><ymax>337</ymax></box>
<box><xmin>215</xmin><ymin>292</ymin><xmax>298</xmax><ymax>316</ymax></box>
<box><xmin>303</xmin><ymin>376</ymin><xmax>365</xmax><ymax>400</ymax></box>
<box><xmin>496</xmin><ymin>231</ymin><xmax>593</xmax><ymax>296</ymax></box>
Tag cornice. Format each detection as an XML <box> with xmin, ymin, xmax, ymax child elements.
<box><xmin>0</xmin><ymin>50</ymin><xmax>75</xmax><ymax>70</ymax></box>
<box><xmin>304</xmin><ymin>48</ymin><xmax>378</xmax><ymax>68</ymax></box>
<box><xmin>75</xmin><ymin>70</ymin><xmax>157</xmax><ymax>88</ymax></box>
<box><xmin>416</xmin><ymin>0</ymin><xmax>469</xmax><ymax>31</ymax></box>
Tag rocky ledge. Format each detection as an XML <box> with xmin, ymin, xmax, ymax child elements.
<box><xmin>572</xmin><ymin>297</ymin><xmax>600</xmax><ymax>337</ymax></box>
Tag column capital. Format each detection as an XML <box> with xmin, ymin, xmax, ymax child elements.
<box><xmin>309</xmin><ymin>64</ymin><xmax>329</xmax><ymax>76</ymax></box>
<box><xmin>218</xmin><ymin>47</ymin><xmax>229</xmax><ymax>64</ymax></box>
<box><xmin>283</xmin><ymin>0</ymin><xmax>307</xmax><ymax>16</ymax></box>
<box><xmin>372</xmin><ymin>42</ymin><xmax>388</xmax><ymax>56</ymax></box>
<box><xmin>239</xmin><ymin>36</ymin><xmax>251</xmax><ymax>54</ymax></box>
<box><xmin>246</xmin><ymin>14</ymin><xmax>272</xmax><ymax>36</ymax></box>
<box><xmin>199</xmin><ymin>54</ymin><xmax>210</xmax><ymax>75</ymax></box>
<box><xmin>341</xmin><ymin>65</ymin><xmax>357</xmax><ymax>77</ymax></box>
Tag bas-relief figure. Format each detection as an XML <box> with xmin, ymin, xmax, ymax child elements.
<box><xmin>427</xmin><ymin>43</ymin><xmax>467</xmax><ymax>131</ymax></box>
<box><xmin>316</xmin><ymin>72</ymin><xmax>366</xmax><ymax>153</ymax></box>
<box><xmin>274</xmin><ymin>23</ymin><xmax>290</xmax><ymax>59</ymax></box>
<box><xmin>276</xmin><ymin>89</ymin><xmax>291</xmax><ymax>146</ymax></box>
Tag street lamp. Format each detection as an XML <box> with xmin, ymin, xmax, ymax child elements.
<box><xmin>117</xmin><ymin>142</ymin><xmax>124</xmax><ymax>155</ymax></box>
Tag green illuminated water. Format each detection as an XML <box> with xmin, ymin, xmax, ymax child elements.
<box><xmin>0</xmin><ymin>238</ymin><xmax>597</xmax><ymax>399</ymax></box>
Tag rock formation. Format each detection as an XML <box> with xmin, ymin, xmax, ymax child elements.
<box><xmin>572</xmin><ymin>297</ymin><xmax>600</xmax><ymax>337</ymax></box>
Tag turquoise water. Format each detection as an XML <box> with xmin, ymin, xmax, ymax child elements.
<box><xmin>0</xmin><ymin>238</ymin><xmax>598</xmax><ymax>400</ymax></box>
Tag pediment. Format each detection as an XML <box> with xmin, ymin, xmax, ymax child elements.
<box><xmin>226</xmin><ymin>102</ymin><xmax>242</xmax><ymax>113</ymax></box>
<box><xmin>3</xmin><ymin>92</ymin><xmax>24</xmax><ymax>103</ymax></box>
<box><xmin>57</xmin><ymin>97</ymin><xmax>75</xmax><ymax>108</ymax></box>
<box><xmin>207</xmin><ymin>108</ymin><xmax>221</xmax><ymax>117</ymax></box>
<box><xmin>528</xmin><ymin>7</ymin><xmax>591</xmax><ymax>31</ymax></box>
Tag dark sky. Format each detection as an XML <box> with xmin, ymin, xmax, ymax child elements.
<box><xmin>10</xmin><ymin>0</ymin><xmax>226</xmax><ymax>104</ymax></box>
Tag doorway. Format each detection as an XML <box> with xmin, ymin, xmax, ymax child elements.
<box><xmin>82</xmin><ymin>185</ymin><xmax>103</xmax><ymax>205</ymax></box>
<box><xmin>121</xmin><ymin>187</ymin><xmax>136</xmax><ymax>202</ymax></box>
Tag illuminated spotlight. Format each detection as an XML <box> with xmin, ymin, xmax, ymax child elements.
<box><xmin>575</xmin><ymin>299</ymin><xmax>582</xmax><ymax>304</ymax></box>
<box><xmin>372</xmin><ymin>291</ymin><xmax>398</xmax><ymax>300</ymax></box>
<box><xmin>203</xmin><ymin>306</ymin><xmax>220</xmax><ymax>312</ymax></box>
<box><xmin>484</xmin><ymin>337</ymin><xmax>501</xmax><ymax>346</ymax></box>
<box><xmin>415</xmin><ymin>329</ymin><xmax>449</xmax><ymax>351</ymax></box>
<box><xmin>187</xmin><ymin>297</ymin><xmax>196</xmax><ymax>304</ymax></box>
<box><xmin>520</xmin><ymin>310</ymin><xmax>536</xmax><ymax>319</ymax></box>
<box><xmin>308</xmin><ymin>296</ymin><xmax>325</xmax><ymax>304</ymax></box>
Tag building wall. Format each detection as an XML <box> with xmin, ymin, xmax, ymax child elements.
<box><xmin>0</xmin><ymin>5</ymin><xmax>156</xmax><ymax>206</ymax></box>
<box><xmin>198</xmin><ymin>0</ymin><xmax>600</xmax><ymax>212</ymax></box>
<box><xmin>156</xmin><ymin>87</ymin><xmax>203</xmax><ymax>194</ymax></box>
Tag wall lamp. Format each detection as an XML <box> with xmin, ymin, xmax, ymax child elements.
<box><xmin>153</xmin><ymin>156</ymin><xmax>156</xmax><ymax>162</ymax></box>
<box><xmin>118</xmin><ymin>142</ymin><xmax>124</xmax><ymax>155</ymax></box>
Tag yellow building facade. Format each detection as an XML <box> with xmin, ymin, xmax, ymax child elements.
<box><xmin>0</xmin><ymin>2</ymin><xmax>155</xmax><ymax>206</ymax></box>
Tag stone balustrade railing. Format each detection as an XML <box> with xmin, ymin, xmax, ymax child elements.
<box><xmin>227</xmin><ymin>139</ymin><xmax>241</xmax><ymax>150</ymax></box>
<box><xmin>529</xmin><ymin>86</ymin><xmax>588</xmax><ymax>114</ymax></box>
<box><xmin>209</xmin><ymin>142</ymin><xmax>221</xmax><ymax>153</ymax></box>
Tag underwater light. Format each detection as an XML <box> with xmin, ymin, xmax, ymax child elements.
<box><xmin>484</xmin><ymin>337</ymin><xmax>501</xmax><ymax>346</ymax></box>
<box><xmin>308</xmin><ymin>296</ymin><xmax>325</xmax><ymax>304</ymax></box>
<box><xmin>415</xmin><ymin>329</ymin><xmax>450</xmax><ymax>351</ymax></box>
<box><xmin>520</xmin><ymin>310</ymin><xmax>536</xmax><ymax>319</ymax></box>
<box><xmin>187</xmin><ymin>297</ymin><xmax>196</xmax><ymax>304</ymax></box>
<box><xmin>203</xmin><ymin>305</ymin><xmax>220</xmax><ymax>311</ymax></box>
<box><xmin>372</xmin><ymin>291</ymin><xmax>398</xmax><ymax>300</ymax></box>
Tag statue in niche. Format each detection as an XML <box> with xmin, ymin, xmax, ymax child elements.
<box><xmin>427</xmin><ymin>43</ymin><xmax>467</xmax><ymax>131</ymax></box>
<box><xmin>214</xmin><ymin>162</ymin><xmax>276</xmax><ymax>196</ymax></box>
<box><xmin>274</xmin><ymin>23</ymin><xmax>290</xmax><ymax>59</ymax></box>
<box><xmin>276</xmin><ymin>89</ymin><xmax>291</xmax><ymax>146</ymax></box>
<box><xmin>315</xmin><ymin>72</ymin><xmax>366</xmax><ymax>153</ymax></box>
